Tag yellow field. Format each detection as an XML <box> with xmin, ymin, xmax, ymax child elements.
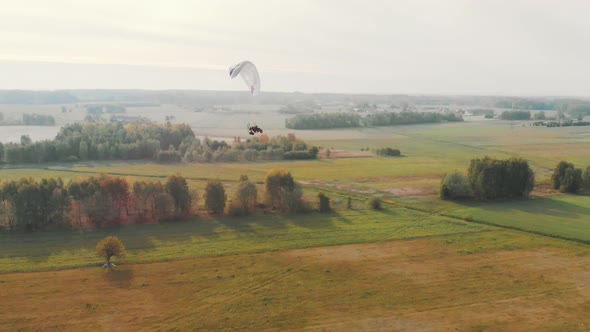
<box><xmin>2</xmin><ymin>230</ymin><xmax>589</xmax><ymax>331</ymax></box>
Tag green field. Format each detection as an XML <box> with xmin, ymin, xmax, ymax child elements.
<box><xmin>1</xmin><ymin>118</ymin><xmax>590</xmax><ymax>244</ymax></box>
<box><xmin>0</xmin><ymin>208</ymin><xmax>485</xmax><ymax>274</ymax></box>
<box><xmin>442</xmin><ymin>194</ymin><xmax>590</xmax><ymax>243</ymax></box>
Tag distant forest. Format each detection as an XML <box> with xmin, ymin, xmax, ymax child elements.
<box><xmin>0</xmin><ymin>123</ymin><xmax>318</xmax><ymax>164</ymax></box>
<box><xmin>285</xmin><ymin>111</ymin><xmax>464</xmax><ymax>129</ymax></box>
<box><xmin>1</xmin><ymin>90</ymin><xmax>590</xmax><ymax>118</ymax></box>
<box><xmin>0</xmin><ymin>112</ymin><xmax>56</xmax><ymax>126</ymax></box>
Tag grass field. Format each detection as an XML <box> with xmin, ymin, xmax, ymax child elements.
<box><xmin>0</xmin><ymin>208</ymin><xmax>484</xmax><ymax>274</ymax></box>
<box><xmin>442</xmin><ymin>194</ymin><xmax>590</xmax><ymax>243</ymax></box>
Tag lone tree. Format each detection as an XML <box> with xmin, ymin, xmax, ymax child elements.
<box><xmin>204</xmin><ymin>178</ymin><xmax>227</xmax><ymax>214</ymax></box>
<box><xmin>96</xmin><ymin>236</ymin><xmax>126</xmax><ymax>268</ymax></box>
<box><xmin>369</xmin><ymin>197</ymin><xmax>383</xmax><ymax>210</ymax></box>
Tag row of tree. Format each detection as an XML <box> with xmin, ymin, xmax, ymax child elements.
<box><xmin>0</xmin><ymin>174</ymin><xmax>193</xmax><ymax>231</ymax></box>
<box><xmin>493</xmin><ymin>99</ymin><xmax>590</xmax><ymax>118</ymax></box>
<box><xmin>0</xmin><ymin>169</ymin><xmax>311</xmax><ymax>232</ymax></box>
<box><xmin>0</xmin><ymin>113</ymin><xmax>56</xmax><ymax>126</ymax></box>
<box><xmin>500</xmin><ymin>110</ymin><xmax>531</xmax><ymax>120</ymax></box>
<box><xmin>285</xmin><ymin>111</ymin><xmax>464</xmax><ymax>129</ymax></box>
<box><xmin>440</xmin><ymin>157</ymin><xmax>535</xmax><ymax>200</ymax></box>
<box><xmin>441</xmin><ymin>158</ymin><xmax>590</xmax><ymax>200</ymax></box>
<box><xmin>86</xmin><ymin>104</ymin><xmax>127</xmax><ymax>114</ymax></box>
<box><xmin>374</xmin><ymin>147</ymin><xmax>401</xmax><ymax>157</ymax></box>
<box><xmin>0</xmin><ymin>123</ymin><xmax>319</xmax><ymax>164</ymax></box>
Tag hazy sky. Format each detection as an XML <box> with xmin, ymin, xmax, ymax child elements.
<box><xmin>1</xmin><ymin>0</ymin><xmax>589</xmax><ymax>95</ymax></box>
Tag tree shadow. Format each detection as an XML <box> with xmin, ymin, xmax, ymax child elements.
<box><xmin>288</xmin><ymin>212</ymin><xmax>339</xmax><ymax>230</ymax></box>
<box><xmin>215</xmin><ymin>216</ymin><xmax>257</xmax><ymax>234</ymax></box>
<box><xmin>454</xmin><ymin>195</ymin><xmax>590</xmax><ymax>219</ymax></box>
<box><xmin>331</xmin><ymin>211</ymin><xmax>353</xmax><ymax>224</ymax></box>
<box><xmin>372</xmin><ymin>208</ymin><xmax>399</xmax><ymax>217</ymax></box>
<box><xmin>102</xmin><ymin>267</ymin><xmax>134</xmax><ymax>289</ymax></box>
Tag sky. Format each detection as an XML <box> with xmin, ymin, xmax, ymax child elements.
<box><xmin>0</xmin><ymin>0</ymin><xmax>589</xmax><ymax>95</ymax></box>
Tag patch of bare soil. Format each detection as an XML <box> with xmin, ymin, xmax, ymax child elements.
<box><xmin>320</xmin><ymin>149</ymin><xmax>375</xmax><ymax>158</ymax></box>
<box><xmin>383</xmin><ymin>187</ymin><xmax>435</xmax><ymax>196</ymax></box>
<box><xmin>530</xmin><ymin>184</ymin><xmax>562</xmax><ymax>197</ymax></box>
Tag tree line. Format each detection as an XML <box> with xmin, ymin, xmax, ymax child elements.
<box><xmin>0</xmin><ymin>169</ymin><xmax>313</xmax><ymax>232</ymax></box>
<box><xmin>0</xmin><ymin>174</ymin><xmax>194</xmax><ymax>231</ymax></box>
<box><xmin>0</xmin><ymin>123</ymin><xmax>319</xmax><ymax>164</ymax></box>
<box><xmin>441</xmin><ymin>157</ymin><xmax>590</xmax><ymax>200</ymax></box>
<box><xmin>494</xmin><ymin>98</ymin><xmax>590</xmax><ymax>118</ymax></box>
<box><xmin>500</xmin><ymin>110</ymin><xmax>531</xmax><ymax>120</ymax></box>
<box><xmin>86</xmin><ymin>104</ymin><xmax>127</xmax><ymax>114</ymax></box>
<box><xmin>0</xmin><ymin>113</ymin><xmax>56</xmax><ymax>126</ymax></box>
<box><xmin>285</xmin><ymin>111</ymin><xmax>463</xmax><ymax>129</ymax></box>
<box><xmin>440</xmin><ymin>157</ymin><xmax>535</xmax><ymax>200</ymax></box>
<box><xmin>374</xmin><ymin>147</ymin><xmax>401</xmax><ymax>157</ymax></box>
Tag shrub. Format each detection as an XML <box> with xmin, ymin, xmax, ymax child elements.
<box><xmin>307</xmin><ymin>146</ymin><xmax>319</xmax><ymax>158</ymax></box>
<box><xmin>440</xmin><ymin>171</ymin><xmax>471</xmax><ymax>200</ymax></box>
<box><xmin>374</xmin><ymin>147</ymin><xmax>401</xmax><ymax>157</ymax></box>
<box><xmin>462</xmin><ymin>215</ymin><xmax>474</xmax><ymax>222</ymax></box>
<box><xmin>369</xmin><ymin>197</ymin><xmax>382</xmax><ymax>210</ymax></box>
<box><xmin>317</xmin><ymin>192</ymin><xmax>331</xmax><ymax>213</ymax></box>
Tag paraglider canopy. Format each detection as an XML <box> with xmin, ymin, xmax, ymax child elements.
<box><xmin>229</xmin><ymin>61</ymin><xmax>260</xmax><ymax>96</ymax></box>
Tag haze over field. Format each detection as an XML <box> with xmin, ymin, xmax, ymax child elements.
<box><xmin>2</xmin><ymin>0</ymin><xmax>590</xmax><ymax>95</ymax></box>
<box><xmin>3</xmin><ymin>2</ymin><xmax>590</xmax><ymax>331</ymax></box>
